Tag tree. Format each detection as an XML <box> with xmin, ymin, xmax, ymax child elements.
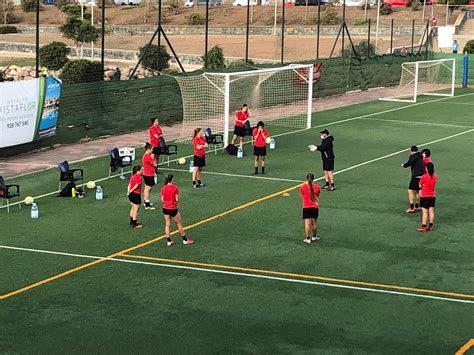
<box><xmin>203</xmin><ymin>45</ymin><xmax>225</xmax><ymax>69</ymax></box>
<box><xmin>59</xmin><ymin>16</ymin><xmax>99</xmax><ymax>58</ymax></box>
<box><xmin>463</xmin><ymin>40</ymin><xmax>474</xmax><ymax>54</ymax></box>
<box><xmin>60</xmin><ymin>59</ymin><xmax>103</xmax><ymax>84</ymax></box>
<box><xmin>40</xmin><ymin>41</ymin><xmax>71</xmax><ymax>70</ymax></box>
<box><xmin>138</xmin><ymin>44</ymin><xmax>171</xmax><ymax>72</ymax></box>
<box><xmin>340</xmin><ymin>40</ymin><xmax>376</xmax><ymax>58</ymax></box>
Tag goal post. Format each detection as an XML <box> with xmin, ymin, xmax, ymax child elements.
<box><xmin>380</xmin><ymin>59</ymin><xmax>456</xmax><ymax>103</ymax></box>
<box><xmin>175</xmin><ymin>64</ymin><xmax>315</xmax><ymax>147</ymax></box>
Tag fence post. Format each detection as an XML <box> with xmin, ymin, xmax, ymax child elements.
<box><xmin>35</xmin><ymin>0</ymin><xmax>39</xmax><ymax>77</ymax></box>
<box><xmin>245</xmin><ymin>0</ymin><xmax>250</xmax><ymax>62</ymax></box>
<box><xmin>101</xmin><ymin>0</ymin><xmax>105</xmax><ymax>72</ymax></box>
<box><xmin>367</xmin><ymin>19</ymin><xmax>371</xmax><ymax>57</ymax></box>
<box><xmin>411</xmin><ymin>18</ymin><xmax>415</xmax><ymax>54</ymax></box>
<box><xmin>390</xmin><ymin>18</ymin><xmax>393</xmax><ymax>54</ymax></box>
<box><xmin>462</xmin><ymin>53</ymin><xmax>469</xmax><ymax>88</ymax></box>
<box><xmin>316</xmin><ymin>2</ymin><xmax>320</xmax><ymax>59</ymax></box>
<box><xmin>205</xmin><ymin>0</ymin><xmax>209</xmax><ymax>69</ymax></box>
<box><xmin>281</xmin><ymin>0</ymin><xmax>285</xmax><ymax>64</ymax></box>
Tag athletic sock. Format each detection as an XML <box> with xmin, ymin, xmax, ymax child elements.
<box><xmin>422</xmin><ymin>224</ymin><xmax>427</xmax><ymax>228</ymax></box>
<box><xmin>254</xmin><ymin>167</ymin><xmax>258</xmax><ymax>174</ymax></box>
<box><xmin>130</xmin><ymin>217</ymin><xmax>133</xmax><ymax>225</ymax></box>
<box><xmin>197</xmin><ymin>180</ymin><xmax>202</xmax><ymax>185</ymax></box>
<box><xmin>415</xmin><ymin>203</ymin><xmax>419</xmax><ymax>209</ymax></box>
<box><xmin>429</xmin><ymin>223</ymin><xmax>433</xmax><ymax>227</ymax></box>
<box><xmin>181</xmin><ymin>235</ymin><xmax>188</xmax><ymax>242</ymax></box>
<box><xmin>144</xmin><ymin>200</ymin><xmax>150</xmax><ymax>207</ymax></box>
<box><xmin>167</xmin><ymin>237</ymin><xmax>172</xmax><ymax>243</ymax></box>
<box><xmin>325</xmin><ymin>182</ymin><xmax>329</xmax><ymax>186</ymax></box>
<box><xmin>330</xmin><ymin>183</ymin><xmax>334</xmax><ymax>187</ymax></box>
<box><xmin>410</xmin><ymin>203</ymin><xmax>414</xmax><ymax>209</ymax></box>
<box><xmin>133</xmin><ymin>220</ymin><xmax>138</xmax><ymax>226</ymax></box>
<box><xmin>262</xmin><ymin>167</ymin><xmax>265</xmax><ymax>173</ymax></box>
<box><xmin>192</xmin><ymin>181</ymin><xmax>196</xmax><ymax>186</ymax></box>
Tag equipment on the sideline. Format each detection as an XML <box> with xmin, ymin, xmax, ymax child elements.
<box><xmin>86</xmin><ymin>181</ymin><xmax>96</xmax><ymax>189</ymax></box>
<box><xmin>175</xmin><ymin>65</ymin><xmax>314</xmax><ymax>147</ymax></box>
<box><xmin>265</xmin><ymin>137</ymin><xmax>271</xmax><ymax>144</ymax></box>
<box><xmin>379</xmin><ymin>59</ymin><xmax>455</xmax><ymax>103</ymax></box>
<box><xmin>225</xmin><ymin>144</ymin><xmax>238</xmax><ymax>156</ymax></box>
<box><xmin>24</xmin><ymin>196</ymin><xmax>34</xmax><ymax>205</ymax></box>
<box><xmin>269</xmin><ymin>138</ymin><xmax>275</xmax><ymax>149</ymax></box>
<box><xmin>178</xmin><ymin>158</ymin><xmax>186</xmax><ymax>165</ymax></box>
<box><xmin>308</xmin><ymin>145</ymin><xmax>317</xmax><ymax>152</ymax></box>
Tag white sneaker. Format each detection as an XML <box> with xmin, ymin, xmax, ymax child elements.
<box><xmin>167</xmin><ymin>241</ymin><xmax>175</xmax><ymax>247</ymax></box>
<box><xmin>303</xmin><ymin>238</ymin><xmax>311</xmax><ymax>244</ymax></box>
<box><xmin>183</xmin><ymin>239</ymin><xmax>194</xmax><ymax>245</ymax></box>
<box><xmin>311</xmin><ymin>236</ymin><xmax>320</xmax><ymax>242</ymax></box>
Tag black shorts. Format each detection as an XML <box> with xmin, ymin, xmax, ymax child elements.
<box><xmin>143</xmin><ymin>175</ymin><xmax>155</xmax><ymax>187</ymax></box>
<box><xmin>253</xmin><ymin>146</ymin><xmax>267</xmax><ymax>157</ymax></box>
<box><xmin>152</xmin><ymin>146</ymin><xmax>161</xmax><ymax>156</ymax></box>
<box><xmin>409</xmin><ymin>177</ymin><xmax>421</xmax><ymax>191</ymax></box>
<box><xmin>194</xmin><ymin>155</ymin><xmax>206</xmax><ymax>167</ymax></box>
<box><xmin>234</xmin><ymin>125</ymin><xmax>246</xmax><ymax>137</ymax></box>
<box><xmin>128</xmin><ymin>193</ymin><xmax>141</xmax><ymax>205</ymax></box>
<box><xmin>302</xmin><ymin>207</ymin><xmax>319</xmax><ymax>220</ymax></box>
<box><xmin>163</xmin><ymin>208</ymin><xmax>179</xmax><ymax>217</ymax></box>
<box><xmin>420</xmin><ymin>197</ymin><xmax>436</xmax><ymax>208</ymax></box>
<box><xmin>322</xmin><ymin>159</ymin><xmax>334</xmax><ymax>171</ymax></box>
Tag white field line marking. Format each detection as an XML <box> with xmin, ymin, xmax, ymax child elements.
<box><xmin>161</xmin><ymin>167</ymin><xmax>306</xmax><ymax>183</ymax></box>
<box><xmin>4</xmin><ymin>93</ymin><xmax>473</xmax><ymax>205</ymax></box>
<box><xmin>444</xmin><ymin>101</ymin><xmax>474</xmax><ymax>106</ymax></box>
<box><xmin>5</xmin><ymin>92</ymin><xmax>473</xmax><ymax>181</ymax></box>
<box><xmin>0</xmin><ymin>245</ymin><xmax>472</xmax><ymax>304</ymax></box>
<box><xmin>358</xmin><ymin>118</ymin><xmax>474</xmax><ymax>129</ymax></box>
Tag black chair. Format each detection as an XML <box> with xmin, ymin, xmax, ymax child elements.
<box><xmin>58</xmin><ymin>161</ymin><xmax>84</xmax><ymax>192</ymax></box>
<box><xmin>108</xmin><ymin>148</ymin><xmax>133</xmax><ymax>178</ymax></box>
<box><xmin>0</xmin><ymin>176</ymin><xmax>20</xmax><ymax>213</ymax></box>
<box><xmin>204</xmin><ymin>127</ymin><xmax>224</xmax><ymax>155</ymax></box>
<box><xmin>157</xmin><ymin>137</ymin><xmax>178</xmax><ymax>167</ymax></box>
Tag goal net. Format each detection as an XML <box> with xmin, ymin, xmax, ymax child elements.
<box><xmin>175</xmin><ymin>64</ymin><xmax>314</xmax><ymax>146</ymax></box>
<box><xmin>380</xmin><ymin>59</ymin><xmax>455</xmax><ymax>103</ymax></box>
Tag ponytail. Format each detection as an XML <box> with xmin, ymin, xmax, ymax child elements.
<box><xmin>164</xmin><ymin>174</ymin><xmax>174</xmax><ymax>185</ymax></box>
<box><xmin>426</xmin><ymin>162</ymin><xmax>435</xmax><ymax>177</ymax></box>
<box><xmin>306</xmin><ymin>173</ymin><xmax>315</xmax><ymax>202</ymax></box>
<box><xmin>193</xmin><ymin>128</ymin><xmax>201</xmax><ymax>138</ymax></box>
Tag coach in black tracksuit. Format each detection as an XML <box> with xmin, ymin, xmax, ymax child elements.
<box><xmin>402</xmin><ymin>145</ymin><xmax>425</xmax><ymax>213</ymax></box>
<box><xmin>316</xmin><ymin>129</ymin><xmax>336</xmax><ymax>191</ymax></box>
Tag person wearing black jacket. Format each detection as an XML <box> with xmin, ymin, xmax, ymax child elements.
<box><xmin>401</xmin><ymin>145</ymin><xmax>425</xmax><ymax>213</ymax></box>
<box><xmin>315</xmin><ymin>129</ymin><xmax>336</xmax><ymax>191</ymax></box>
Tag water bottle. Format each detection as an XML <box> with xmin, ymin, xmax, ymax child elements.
<box><xmin>96</xmin><ymin>186</ymin><xmax>103</xmax><ymax>200</ymax></box>
<box><xmin>71</xmin><ymin>187</ymin><xmax>76</xmax><ymax>198</ymax></box>
<box><xmin>237</xmin><ymin>147</ymin><xmax>243</xmax><ymax>158</ymax></box>
<box><xmin>189</xmin><ymin>160</ymin><xmax>194</xmax><ymax>173</ymax></box>
<box><xmin>31</xmin><ymin>203</ymin><xmax>39</xmax><ymax>219</ymax></box>
<box><xmin>270</xmin><ymin>138</ymin><xmax>276</xmax><ymax>150</ymax></box>
<box><xmin>154</xmin><ymin>174</ymin><xmax>158</xmax><ymax>184</ymax></box>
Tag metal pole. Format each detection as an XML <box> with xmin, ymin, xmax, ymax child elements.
<box><xmin>367</xmin><ymin>19</ymin><xmax>371</xmax><ymax>57</ymax></box>
<box><xmin>342</xmin><ymin>0</ymin><xmax>345</xmax><ymax>57</ymax></box>
<box><xmin>273</xmin><ymin>0</ymin><xmax>277</xmax><ymax>36</ymax></box>
<box><xmin>421</xmin><ymin>0</ymin><xmax>426</xmax><ymax>23</ymax></box>
<box><xmin>445</xmin><ymin>0</ymin><xmax>449</xmax><ymax>26</ymax></box>
<box><xmin>129</xmin><ymin>26</ymin><xmax>160</xmax><ymax>79</ymax></box>
<box><xmin>316</xmin><ymin>1</ymin><xmax>320</xmax><ymax>59</ymax></box>
<box><xmin>245</xmin><ymin>0</ymin><xmax>250</xmax><ymax>62</ymax></box>
<box><xmin>411</xmin><ymin>18</ymin><xmax>415</xmax><ymax>54</ymax></box>
<box><xmin>375</xmin><ymin>0</ymin><xmax>380</xmax><ymax>52</ymax></box>
<box><xmin>281</xmin><ymin>0</ymin><xmax>285</xmax><ymax>64</ymax></box>
<box><xmin>160</xmin><ymin>27</ymin><xmax>186</xmax><ymax>73</ymax></box>
<box><xmin>205</xmin><ymin>0</ymin><xmax>209</xmax><ymax>68</ymax></box>
<box><xmin>91</xmin><ymin>3</ymin><xmax>94</xmax><ymax>60</ymax></box>
<box><xmin>81</xmin><ymin>0</ymin><xmax>84</xmax><ymax>58</ymax></box>
<box><xmin>101</xmin><ymin>0</ymin><xmax>105</xmax><ymax>71</ymax></box>
<box><xmin>35</xmin><ymin>0</ymin><xmax>39</xmax><ymax>77</ymax></box>
<box><xmin>390</xmin><ymin>18</ymin><xmax>393</xmax><ymax>54</ymax></box>
<box><xmin>157</xmin><ymin>0</ymin><xmax>161</xmax><ymax>70</ymax></box>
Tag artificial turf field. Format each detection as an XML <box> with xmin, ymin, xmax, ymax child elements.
<box><xmin>1</xmin><ymin>89</ymin><xmax>473</xmax><ymax>353</ymax></box>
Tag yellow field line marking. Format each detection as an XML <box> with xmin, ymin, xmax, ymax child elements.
<box><xmin>121</xmin><ymin>254</ymin><xmax>474</xmax><ymax>301</ymax></box>
<box><xmin>455</xmin><ymin>339</ymin><xmax>474</xmax><ymax>355</ymax></box>
<box><xmin>0</xmin><ymin>184</ymin><xmax>302</xmax><ymax>301</ymax></box>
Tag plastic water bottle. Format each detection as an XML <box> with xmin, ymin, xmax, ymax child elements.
<box><xmin>71</xmin><ymin>187</ymin><xmax>76</xmax><ymax>198</ymax></box>
<box><xmin>237</xmin><ymin>147</ymin><xmax>243</xmax><ymax>158</ymax></box>
<box><xmin>96</xmin><ymin>186</ymin><xmax>103</xmax><ymax>200</ymax></box>
<box><xmin>31</xmin><ymin>203</ymin><xmax>39</xmax><ymax>219</ymax></box>
<box><xmin>270</xmin><ymin>138</ymin><xmax>276</xmax><ymax>150</ymax></box>
<box><xmin>189</xmin><ymin>160</ymin><xmax>194</xmax><ymax>173</ymax></box>
<box><xmin>154</xmin><ymin>174</ymin><xmax>158</xmax><ymax>184</ymax></box>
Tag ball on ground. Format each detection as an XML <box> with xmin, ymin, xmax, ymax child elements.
<box><xmin>24</xmin><ymin>196</ymin><xmax>34</xmax><ymax>205</ymax></box>
<box><xmin>86</xmin><ymin>181</ymin><xmax>96</xmax><ymax>189</ymax></box>
<box><xmin>178</xmin><ymin>158</ymin><xmax>186</xmax><ymax>165</ymax></box>
<box><xmin>265</xmin><ymin>137</ymin><xmax>272</xmax><ymax>144</ymax></box>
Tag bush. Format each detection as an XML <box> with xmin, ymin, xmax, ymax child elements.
<box><xmin>40</xmin><ymin>41</ymin><xmax>70</xmax><ymax>70</ymax></box>
<box><xmin>379</xmin><ymin>3</ymin><xmax>393</xmax><ymax>15</ymax></box>
<box><xmin>463</xmin><ymin>40</ymin><xmax>474</xmax><ymax>54</ymax></box>
<box><xmin>0</xmin><ymin>25</ymin><xmax>18</xmax><ymax>34</ymax></box>
<box><xmin>203</xmin><ymin>45</ymin><xmax>225</xmax><ymax>69</ymax></box>
<box><xmin>60</xmin><ymin>59</ymin><xmax>103</xmax><ymax>84</ymax></box>
<box><xmin>138</xmin><ymin>44</ymin><xmax>171</xmax><ymax>71</ymax></box>
<box><xmin>21</xmin><ymin>0</ymin><xmax>38</xmax><ymax>12</ymax></box>
<box><xmin>340</xmin><ymin>40</ymin><xmax>376</xmax><ymax>57</ymax></box>
<box><xmin>319</xmin><ymin>7</ymin><xmax>339</xmax><ymax>25</ymax></box>
<box><xmin>185</xmin><ymin>12</ymin><xmax>204</xmax><ymax>25</ymax></box>
<box><xmin>227</xmin><ymin>58</ymin><xmax>255</xmax><ymax>67</ymax></box>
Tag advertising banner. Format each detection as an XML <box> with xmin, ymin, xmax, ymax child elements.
<box><xmin>0</xmin><ymin>76</ymin><xmax>62</xmax><ymax>148</ymax></box>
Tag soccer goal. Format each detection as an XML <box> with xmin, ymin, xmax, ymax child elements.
<box><xmin>380</xmin><ymin>59</ymin><xmax>455</xmax><ymax>103</ymax></box>
<box><xmin>175</xmin><ymin>64</ymin><xmax>314</xmax><ymax>147</ymax></box>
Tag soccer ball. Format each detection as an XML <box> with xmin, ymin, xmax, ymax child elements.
<box><xmin>178</xmin><ymin>158</ymin><xmax>186</xmax><ymax>165</ymax></box>
<box><xmin>24</xmin><ymin>196</ymin><xmax>34</xmax><ymax>205</ymax></box>
<box><xmin>265</xmin><ymin>137</ymin><xmax>272</xmax><ymax>144</ymax></box>
<box><xmin>86</xmin><ymin>181</ymin><xmax>96</xmax><ymax>189</ymax></box>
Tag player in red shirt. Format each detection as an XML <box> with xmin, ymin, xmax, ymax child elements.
<box><xmin>299</xmin><ymin>173</ymin><xmax>321</xmax><ymax>244</ymax></box>
<box><xmin>149</xmin><ymin>118</ymin><xmax>163</xmax><ymax>165</ymax></box>
<box><xmin>421</xmin><ymin>148</ymin><xmax>433</xmax><ymax>173</ymax></box>
<box><xmin>231</xmin><ymin>104</ymin><xmax>252</xmax><ymax>149</ymax></box>
<box><xmin>127</xmin><ymin>165</ymin><xmax>144</xmax><ymax>229</ymax></box>
<box><xmin>141</xmin><ymin>142</ymin><xmax>157</xmax><ymax>209</ymax></box>
<box><xmin>161</xmin><ymin>174</ymin><xmax>194</xmax><ymax>246</ymax></box>
<box><xmin>192</xmin><ymin>128</ymin><xmax>208</xmax><ymax>188</ymax></box>
<box><xmin>252</xmin><ymin>121</ymin><xmax>269</xmax><ymax>175</ymax></box>
<box><xmin>417</xmin><ymin>162</ymin><xmax>438</xmax><ymax>232</ymax></box>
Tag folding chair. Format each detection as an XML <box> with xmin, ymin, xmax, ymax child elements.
<box><xmin>0</xmin><ymin>176</ymin><xmax>21</xmax><ymax>213</ymax></box>
<box><xmin>58</xmin><ymin>161</ymin><xmax>84</xmax><ymax>192</ymax></box>
<box><xmin>204</xmin><ymin>128</ymin><xmax>224</xmax><ymax>155</ymax></box>
<box><xmin>108</xmin><ymin>148</ymin><xmax>133</xmax><ymax>178</ymax></box>
<box><xmin>157</xmin><ymin>137</ymin><xmax>178</xmax><ymax>167</ymax></box>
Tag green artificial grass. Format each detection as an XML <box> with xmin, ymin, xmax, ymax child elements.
<box><xmin>1</xmin><ymin>89</ymin><xmax>473</xmax><ymax>353</ymax></box>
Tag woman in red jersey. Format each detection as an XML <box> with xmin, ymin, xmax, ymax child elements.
<box><xmin>252</xmin><ymin>121</ymin><xmax>269</xmax><ymax>175</ymax></box>
<box><xmin>300</xmin><ymin>173</ymin><xmax>321</xmax><ymax>244</ymax></box>
<box><xmin>231</xmin><ymin>104</ymin><xmax>252</xmax><ymax>149</ymax></box>
<box><xmin>142</xmin><ymin>142</ymin><xmax>157</xmax><ymax>209</ymax></box>
<box><xmin>127</xmin><ymin>165</ymin><xmax>144</xmax><ymax>229</ymax></box>
<box><xmin>149</xmin><ymin>117</ymin><xmax>163</xmax><ymax>164</ymax></box>
<box><xmin>421</xmin><ymin>148</ymin><xmax>433</xmax><ymax>173</ymax></box>
<box><xmin>192</xmin><ymin>128</ymin><xmax>208</xmax><ymax>188</ymax></box>
<box><xmin>161</xmin><ymin>174</ymin><xmax>194</xmax><ymax>247</ymax></box>
<box><xmin>417</xmin><ymin>162</ymin><xmax>438</xmax><ymax>232</ymax></box>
